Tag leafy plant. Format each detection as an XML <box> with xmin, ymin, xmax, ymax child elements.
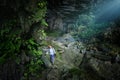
<box><xmin>0</xmin><ymin>20</ymin><xmax>22</xmax><ymax>63</ymax></box>
<box><xmin>0</xmin><ymin>0</ymin><xmax>48</xmax><ymax>79</ymax></box>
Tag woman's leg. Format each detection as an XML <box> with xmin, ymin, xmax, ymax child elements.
<box><xmin>50</xmin><ymin>55</ymin><xmax>54</xmax><ymax>65</ymax></box>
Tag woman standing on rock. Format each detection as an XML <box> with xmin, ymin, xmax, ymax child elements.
<box><xmin>48</xmin><ymin>45</ymin><xmax>56</xmax><ymax>65</ymax></box>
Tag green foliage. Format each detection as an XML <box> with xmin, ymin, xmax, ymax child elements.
<box><xmin>0</xmin><ymin>0</ymin><xmax>48</xmax><ymax>79</ymax></box>
<box><xmin>41</xmin><ymin>19</ymin><xmax>48</xmax><ymax>26</ymax></box>
<box><xmin>32</xmin><ymin>8</ymin><xmax>46</xmax><ymax>23</ymax></box>
<box><xmin>0</xmin><ymin>25</ymin><xmax>44</xmax><ymax>78</ymax></box>
<box><xmin>21</xmin><ymin>0</ymin><xmax>48</xmax><ymax>32</ymax></box>
<box><xmin>0</xmin><ymin>20</ymin><xmax>22</xmax><ymax>64</ymax></box>
<box><xmin>24</xmin><ymin>56</ymin><xmax>43</xmax><ymax>79</ymax></box>
<box><xmin>36</xmin><ymin>29</ymin><xmax>47</xmax><ymax>41</ymax></box>
<box><xmin>73</xmin><ymin>14</ymin><xmax>114</xmax><ymax>39</ymax></box>
<box><xmin>30</xmin><ymin>0</ymin><xmax>47</xmax><ymax>26</ymax></box>
<box><xmin>76</xmin><ymin>14</ymin><xmax>95</xmax><ymax>26</ymax></box>
<box><xmin>22</xmin><ymin>0</ymin><xmax>47</xmax><ymax>79</ymax></box>
<box><xmin>25</xmin><ymin>38</ymin><xmax>42</xmax><ymax>56</ymax></box>
<box><xmin>38</xmin><ymin>0</ymin><xmax>47</xmax><ymax>9</ymax></box>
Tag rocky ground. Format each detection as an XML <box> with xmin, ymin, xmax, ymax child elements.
<box><xmin>40</xmin><ymin>33</ymin><xmax>120</xmax><ymax>80</ymax></box>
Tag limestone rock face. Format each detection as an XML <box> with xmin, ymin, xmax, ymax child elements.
<box><xmin>41</xmin><ymin>32</ymin><xmax>120</xmax><ymax>80</ymax></box>
<box><xmin>47</xmin><ymin>10</ymin><xmax>64</xmax><ymax>31</ymax></box>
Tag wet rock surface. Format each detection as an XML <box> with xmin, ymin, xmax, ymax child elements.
<box><xmin>40</xmin><ymin>33</ymin><xmax>120</xmax><ymax>80</ymax></box>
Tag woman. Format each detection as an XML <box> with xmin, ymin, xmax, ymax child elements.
<box><xmin>48</xmin><ymin>45</ymin><xmax>56</xmax><ymax>65</ymax></box>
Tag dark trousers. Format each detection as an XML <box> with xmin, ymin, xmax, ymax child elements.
<box><xmin>50</xmin><ymin>54</ymin><xmax>54</xmax><ymax>64</ymax></box>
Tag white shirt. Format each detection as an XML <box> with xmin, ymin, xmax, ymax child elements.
<box><xmin>49</xmin><ymin>48</ymin><xmax>55</xmax><ymax>55</ymax></box>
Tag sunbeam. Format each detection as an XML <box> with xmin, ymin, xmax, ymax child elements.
<box><xmin>95</xmin><ymin>0</ymin><xmax>120</xmax><ymax>22</ymax></box>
